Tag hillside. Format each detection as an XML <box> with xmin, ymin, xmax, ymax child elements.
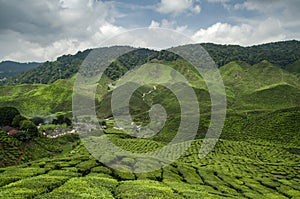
<box><xmin>0</xmin><ymin>132</ymin><xmax>79</xmax><ymax>167</ymax></box>
<box><xmin>0</xmin><ymin>77</ymin><xmax>75</xmax><ymax>117</ymax></box>
<box><xmin>219</xmin><ymin>60</ymin><xmax>300</xmax><ymax>110</ymax></box>
<box><xmin>0</xmin><ymin>135</ymin><xmax>299</xmax><ymax>198</ymax></box>
<box><xmin>2</xmin><ymin>40</ymin><xmax>299</xmax><ymax>85</ymax></box>
<box><xmin>0</xmin><ymin>61</ymin><xmax>40</xmax><ymax>80</ymax></box>
<box><xmin>201</xmin><ymin>40</ymin><xmax>300</xmax><ymax>69</ymax></box>
<box><xmin>0</xmin><ymin>41</ymin><xmax>300</xmax><ymax>198</ymax></box>
<box><xmin>1</xmin><ymin>50</ymin><xmax>90</xmax><ymax>85</ymax></box>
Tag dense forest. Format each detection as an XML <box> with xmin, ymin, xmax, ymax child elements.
<box><xmin>2</xmin><ymin>40</ymin><xmax>299</xmax><ymax>85</ymax></box>
<box><xmin>0</xmin><ymin>61</ymin><xmax>40</xmax><ymax>80</ymax></box>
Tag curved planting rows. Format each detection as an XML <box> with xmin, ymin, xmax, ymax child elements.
<box><xmin>0</xmin><ymin>138</ymin><xmax>299</xmax><ymax>198</ymax></box>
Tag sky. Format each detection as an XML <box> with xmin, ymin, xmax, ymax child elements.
<box><xmin>0</xmin><ymin>0</ymin><xmax>299</xmax><ymax>62</ymax></box>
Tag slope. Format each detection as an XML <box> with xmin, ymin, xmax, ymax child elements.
<box><xmin>3</xmin><ymin>40</ymin><xmax>300</xmax><ymax>86</ymax></box>
<box><xmin>0</xmin><ymin>61</ymin><xmax>40</xmax><ymax>80</ymax></box>
<box><xmin>220</xmin><ymin>60</ymin><xmax>300</xmax><ymax>110</ymax></box>
<box><xmin>0</xmin><ymin>77</ymin><xmax>75</xmax><ymax>117</ymax></box>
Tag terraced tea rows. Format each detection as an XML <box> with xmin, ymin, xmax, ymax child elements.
<box><xmin>1</xmin><ymin>137</ymin><xmax>299</xmax><ymax>198</ymax></box>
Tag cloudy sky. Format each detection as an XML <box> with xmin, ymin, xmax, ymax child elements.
<box><xmin>0</xmin><ymin>0</ymin><xmax>299</xmax><ymax>62</ymax></box>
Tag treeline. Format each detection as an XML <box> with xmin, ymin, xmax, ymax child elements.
<box><xmin>104</xmin><ymin>49</ymin><xmax>179</xmax><ymax>80</ymax></box>
<box><xmin>2</xmin><ymin>49</ymin><xmax>92</xmax><ymax>85</ymax></box>
<box><xmin>201</xmin><ymin>40</ymin><xmax>300</xmax><ymax>69</ymax></box>
<box><xmin>0</xmin><ymin>61</ymin><xmax>40</xmax><ymax>79</ymax></box>
<box><xmin>0</xmin><ymin>107</ymin><xmax>72</xmax><ymax>141</ymax></box>
<box><xmin>2</xmin><ymin>40</ymin><xmax>299</xmax><ymax>85</ymax></box>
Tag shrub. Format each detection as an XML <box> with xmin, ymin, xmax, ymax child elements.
<box><xmin>47</xmin><ymin>170</ymin><xmax>81</xmax><ymax>177</ymax></box>
<box><xmin>52</xmin><ymin>115</ymin><xmax>72</xmax><ymax>126</ymax></box>
<box><xmin>177</xmin><ymin>164</ymin><xmax>204</xmax><ymax>184</ymax></box>
<box><xmin>91</xmin><ymin>166</ymin><xmax>112</xmax><ymax>175</ymax></box>
<box><xmin>0</xmin><ymin>167</ymin><xmax>47</xmax><ymax>186</ymax></box>
<box><xmin>115</xmin><ymin>180</ymin><xmax>181</xmax><ymax>199</ymax></box>
<box><xmin>0</xmin><ymin>107</ymin><xmax>20</xmax><ymax>126</ymax></box>
<box><xmin>0</xmin><ymin>174</ymin><xmax>70</xmax><ymax>197</ymax></box>
<box><xmin>30</xmin><ymin>116</ymin><xmax>45</xmax><ymax>126</ymax></box>
<box><xmin>12</xmin><ymin>120</ymin><xmax>39</xmax><ymax>141</ymax></box>
<box><xmin>75</xmin><ymin>160</ymin><xmax>98</xmax><ymax>174</ymax></box>
<box><xmin>11</xmin><ymin>114</ymin><xmax>27</xmax><ymax>128</ymax></box>
<box><xmin>36</xmin><ymin>177</ymin><xmax>116</xmax><ymax>199</ymax></box>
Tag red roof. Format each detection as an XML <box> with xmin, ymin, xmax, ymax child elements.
<box><xmin>8</xmin><ymin>129</ymin><xmax>17</xmax><ymax>135</ymax></box>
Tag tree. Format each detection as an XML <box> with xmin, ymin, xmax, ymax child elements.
<box><xmin>15</xmin><ymin>120</ymin><xmax>39</xmax><ymax>141</ymax></box>
<box><xmin>30</xmin><ymin>116</ymin><xmax>45</xmax><ymax>126</ymax></box>
<box><xmin>0</xmin><ymin>107</ymin><xmax>20</xmax><ymax>126</ymax></box>
<box><xmin>52</xmin><ymin>115</ymin><xmax>72</xmax><ymax>126</ymax></box>
<box><xmin>12</xmin><ymin>115</ymin><xmax>27</xmax><ymax>128</ymax></box>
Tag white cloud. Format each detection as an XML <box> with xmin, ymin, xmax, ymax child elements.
<box><xmin>0</xmin><ymin>0</ymin><xmax>299</xmax><ymax>62</ymax></box>
<box><xmin>2</xmin><ymin>22</ymin><xmax>125</xmax><ymax>62</ymax></box>
<box><xmin>149</xmin><ymin>20</ymin><xmax>160</xmax><ymax>29</ymax></box>
<box><xmin>232</xmin><ymin>0</ymin><xmax>300</xmax><ymax>28</ymax></box>
<box><xmin>156</xmin><ymin>0</ymin><xmax>201</xmax><ymax>15</ymax></box>
<box><xmin>207</xmin><ymin>0</ymin><xmax>230</xmax><ymax>3</ymax></box>
<box><xmin>233</xmin><ymin>1</ymin><xmax>259</xmax><ymax>10</ymax></box>
<box><xmin>191</xmin><ymin>4</ymin><xmax>201</xmax><ymax>13</ymax></box>
<box><xmin>0</xmin><ymin>0</ymin><xmax>121</xmax><ymax>62</ymax></box>
<box><xmin>148</xmin><ymin>19</ymin><xmax>188</xmax><ymax>34</ymax></box>
<box><xmin>192</xmin><ymin>18</ymin><xmax>287</xmax><ymax>46</ymax></box>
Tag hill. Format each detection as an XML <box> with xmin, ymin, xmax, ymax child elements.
<box><xmin>0</xmin><ymin>135</ymin><xmax>299</xmax><ymax>198</ymax></box>
<box><xmin>0</xmin><ymin>77</ymin><xmax>75</xmax><ymax>117</ymax></box>
<box><xmin>0</xmin><ymin>61</ymin><xmax>40</xmax><ymax>81</ymax></box>
<box><xmin>1</xmin><ymin>50</ymin><xmax>91</xmax><ymax>85</ymax></box>
<box><xmin>201</xmin><ymin>40</ymin><xmax>300</xmax><ymax>69</ymax></box>
<box><xmin>2</xmin><ymin>40</ymin><xmax>299</xmax><ymax>86</ymax></box>
<box><xmin>219</xmin><ymin>60</ymin><xmax>300</xmax><ymax>110</ymax></box>
<box><xmin>0</xmin><ymin>41</ymin><xmax>300</xmax><ymax>198</ymax></box>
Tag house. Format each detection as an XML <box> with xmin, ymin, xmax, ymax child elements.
<box><xmin>2</xmin><ymin>126</ymin><xmax>18</xmax><ymax>135</ymax></box>
<box><xmin>8</xmin><ymin>129</ymin><xmax>17</xmax><ymax>135</ymax></box>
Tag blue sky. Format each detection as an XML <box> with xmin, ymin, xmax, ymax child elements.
<box><xmin>110</xmin><ymin>0</ymin><xmax>248</xmax><ymax>29</ymax></box>
<box><xmin>0</xmin><ymin>0</ymin><xmax>299</xmax><ymax>62</ymax></box>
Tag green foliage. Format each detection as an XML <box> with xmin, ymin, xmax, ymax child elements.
<box><xmin>115</xmin><ymin>180</ymin><xmax>182</xmax><ymax>199</ymax></box>
<box><xmin>201</xmin><ymin>40</ymin><xmax>300</xmax><ymax>68</ymax></box>
<box><xmin>39</xmin><ymin>124</ymin><xmax>68</xmax><ymax>131</ymax></box>
<box><xmin>0</xmin><ymin>133</ymin><xmax>79</xmax><ymax>167</ymax></box>
<box><xmin>0</xmin><ymin>78</ymin><xmax>74</xmax><ymax>116</ymax></box>
<box><xmin>0</xmin><ymin>137</ymin><xmax>299</xmax><ymax>198</ymax></box>
<box><xmin>0</xmin><ymin>61</ymin><xmax>40</xmax><ymax>80</ymax></box>
<box><xmin>285</xmin><ymin>59</ymin><xmax>300</xmax><ymax>74</ymax></box>
<box><xmin>103</xmin><ymin>48</ymin><xmax>179</xmax><ymax>80</ymax></box>
<box><xmin>0</xmin><ymin>167</ymin><xmax>46</xmax><ymax>187</ymax></box>
<box><xmin>52</xmin><ymin>115</ymin><xmax>72</xmax><ymax>126</ymax></box>
<box><xmin>0</xmin><ymin>106</ymin><xmax>20</xmax><ymax>126</ymax></box>
<box><xmin>36</xmin><ymin>176</ymin><xmax>116</xmax><ymax>199</ymax></box>
<box><xmin>221</xmin><ymin>108</ymin><xmax>300</xmax><ymax>145</ymax></box>
<box><xmin>1</xmin><ymin>41</ymin><xmax>300</xmax><ymax>198</ymax></box>
<box><xmin>91</xmin><ymin>166</ymin><xmax>112</xmax><ymax>175</ymax></box>
<box><xmin>12</xmin><ymin>120</ymin><xmax>39</xmax><ymax>141</ymax></box>
<box><xmin>20</xmin><ymin>120</ymin><xmax>38</xmax><ymax>133</ymax></box>
<box><xmin>0</xmin><ymin>174</ymin><xmax>70</xmax><ymax>198</ymax></box>
<box><xmin>12</xmin><ymin>114</ymin><xmax>27</xmax><ymax>128</ymax></box>
<box><xmin>4</xmin><ymin>50</ymin><xmax>90</xmax><ymax>85</ymax></box>
<box><xmin>47</xmin><ymin>170</ymin><xmax>81</xmax><ymax>177</ymax></box>
<box><xmin>30</xmin><ymin>116</ymin><xmax>45</xmax><ymax>126</ymax></box>
<box><xmin>75</xmin><ymin>160</ymin><xmax>98</xmax><ymax>174</ymax></box>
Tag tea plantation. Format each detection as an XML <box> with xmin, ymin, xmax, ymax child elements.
<box><xmin>0</xmin><ymin>129</ymin><xmax>299</xmax><ymax>198</ymax></box>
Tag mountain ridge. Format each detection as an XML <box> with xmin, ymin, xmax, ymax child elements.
<box><xmin>0</xmin><ymin>61</ymin><xmax>41</xmax><ymax>80</ymax></box>
<box><xmin>1</xmin><ymin>40</ymin><xmax>299</xmax><ymax>85</ymax></box>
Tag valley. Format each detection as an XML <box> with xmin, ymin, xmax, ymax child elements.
<box><xmin>0</xmin><ymin>41</ymin><xmax>299</xmax><ymax>198</ymax></box>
